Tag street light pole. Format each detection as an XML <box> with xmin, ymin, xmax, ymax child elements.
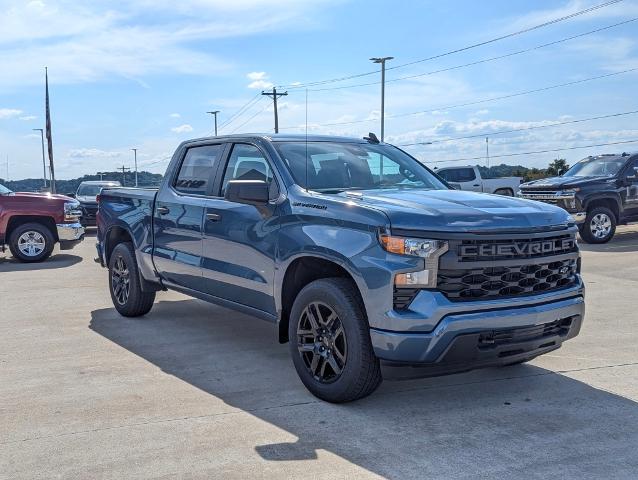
<box><xmin>207</xmin><ymin>111</ymin><xmax>220</xmax><ymax>136</ymax></box>
<box><xmin>370</xmin><ymin>56</ymin><xmax>394</xmax><ymax>142</ymax></box>
<box><xmin>485</xmin><ymin>137</ymin><xmax>490</xmax><ymax>168</ymax></box>
<box><xmin>32</xmin><ymin>128</ymin><xmax>47</xmax><ymax>188</ymax></box>
<box><xmin>131</xmin><ymin>148</ymin><xmax>138</xmax><ymax>187</ymax></box>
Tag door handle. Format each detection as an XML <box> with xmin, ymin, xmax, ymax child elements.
<box><xmin>157</xmin><ymin>206</ymin><xmax>170</xmax><ymax>215</ymax></box>
<box><xmin>206</xmin><ymin>213</ymin><xmax>222</xmax><ymax>222</ymax></box>
<box><xmin>473</xmin><ymin>184</ymin><xmax>480</xmax><ymax>187</ymax></box>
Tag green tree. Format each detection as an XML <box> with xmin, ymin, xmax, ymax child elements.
<box><xmin>546</xmin><ymin>158</ymin><xmax>569</xmax><ymax>176</ymax></box>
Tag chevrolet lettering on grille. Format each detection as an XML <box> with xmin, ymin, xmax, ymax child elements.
<box><xmin>459</xmin><ymin>238</ymin><xmax>575</xmax><ymax>257</ymax></box>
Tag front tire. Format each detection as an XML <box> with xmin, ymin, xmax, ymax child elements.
<box><xmin>578</xmin><ymin>206</ymin><xmax>616</xmax><ymax>244</ymax></box>
<box><xmin>8</xmin><ymin>222</ymin><xmax>55</xmax><ymax>263</ymax></box>
<box><xmin>108</xmin><ymin>242</ymin><xmax>155</xmax><ymax>317</ymax></box>
<box><xmin>289</xmin><ymin>278</ymin><xmax>382</xmax><ymax>403</ymax></box>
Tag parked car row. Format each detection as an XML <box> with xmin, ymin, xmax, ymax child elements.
<box><xmin>6</xmin><ymin>133</ymin><xmax>636</xmax><ymax>404</ymax></box>
<box><xmin>434</xmin><ymin>165</ymin><xmax>522</xmax><ymax>196</ymax></box>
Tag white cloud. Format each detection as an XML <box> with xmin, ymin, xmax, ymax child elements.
<box><xmin>247</xmin><ymin>71</ymin><xmax>274</xmax><ymax>89</ymax></box>
<box><xmin>171</xmin><ymin>124</ymin><xmax>193</xmax><ymax>133</ymax></box>
<box><xmin>0</xmin><ymin>1</ymin><xmax>332</xmax><ymax>89</ymax></box>
<box><xmin>0</xmin><ymin>108</ymin><xmax>22</xmax><ymax>119</ymax></box>
<box><xmin>68</xmin><ymin>148</ymin><xmax>121</xmax><ymax>158</ymax></box>
<box><xmin>169</xmin><ymin>113</ymin><xmax>181</xmax><ymax>118</ymax></box>
<box><xmin>19</xmin><ymin>115</ymin><xmax>37</xmax><ymax>121</ymax></box>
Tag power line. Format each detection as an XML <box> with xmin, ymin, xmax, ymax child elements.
<box><xmin>230</xmin><ymin>99</ymin><xmax>271</xmax><ymax>133</ymax></box>
<box><xmin>397</xmin><ymin>109</ymin><xmax>638</xmax><ymax>146</ymax></box>
<box><xmin>308</xmin><ymin>17</ymin><xmax>638</xmax><ymax>92</ymax></box>
<box><xmin>279</xmin><ymin>0</ymin><xmax>625</xmax><ymax>90</ymax></box>
<box><xmin>428</xmin><ymin>139</ymin><xmax>638</xmax><ymax>164</ymax></box>
<box><xmin>217</xmin><ymin>92</ymin><xmax>262</xmax><ymax>131</ymax></box>
<box><xmin>289</xmin><ymin>67</ymin><xmax>638</xmax><ymax>129</ymax></box>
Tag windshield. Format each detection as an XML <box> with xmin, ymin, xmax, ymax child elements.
<box><xmin>77</xmin><ymin>184</ymin><xmax>107</xmax><ymax>196</ymax></box>
<box><xmin>274</xmin><ymin>141</ymin><xmax>448</xmax><ymax>192</ymax></box>
<box><xmin>0</xmin><ymin>183</ymin><xmax>12</xmax><ymax>194</ymax></box>
<box><xmin>563</xmin><ymin>156</ymin><xmax>626</xmax><ymax>177</ymax></box>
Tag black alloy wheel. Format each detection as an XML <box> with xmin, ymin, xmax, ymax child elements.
<box><xmin>297</xmin><ymin>301</ymin><xmax>348</xmax><ymax>383</ymax></box>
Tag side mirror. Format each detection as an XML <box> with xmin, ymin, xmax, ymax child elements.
<box><xmin>224</xmin><ymin>180</ymin><xmax>269</xmax><ymax>206</ymax></box>
<box><xmin>67</xmin><ymin>193</ymin><xmax>76</xmax><ymax>198</ymax></box>
<box><xmin>627</xmin><ymin>167</ymin><xmax>638</xmax><ymax>181</ymax></box>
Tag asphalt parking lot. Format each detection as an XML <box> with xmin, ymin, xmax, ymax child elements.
<box><xmin>1</xmin><ymin>227</ymin><xmax>637</xmax><ymax>479</ymax></box>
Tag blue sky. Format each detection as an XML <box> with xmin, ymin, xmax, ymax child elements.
<box><xmin>0</xmin><ymin>0</ymin><xmax>637</xmax><ymax>180</ymax></box>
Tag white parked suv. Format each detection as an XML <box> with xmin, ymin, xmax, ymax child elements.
<box><xmin>435</xmin><ymin>165</ymin><xmax>522</xmax><ymax>196</ymax></box>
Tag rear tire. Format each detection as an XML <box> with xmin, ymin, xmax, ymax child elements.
<box><xmin>8</xmin><ymin>222</ymin><xmax>55</xmax><ymax>263</ymax></box>
<box><xmin>108</xmin><ymin>242</ymin><xmax>155</xmax><ymax>317</ymax></box>
<box><xmin>578</xmin><ymin>206</ymin><xmax>616</xmax><ymax>244</ymax></box>
<box><xmin>289</xmin><ymin>278</ymin><xmax>382</xmax><ymax>403</ymax></box>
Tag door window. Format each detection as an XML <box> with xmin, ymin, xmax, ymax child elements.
<box><xmin>174</xmin><ymin>144</ymin><xmax>223</xmax><ymax>195</ymax></box>
<box><xmin>221</xmin><ymin>144</ymin><xmax>278</xmax><ymax>198</ymax></box>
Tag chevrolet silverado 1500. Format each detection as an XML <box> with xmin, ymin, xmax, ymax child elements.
<box><xmin>96</xmin><ymin>134</ymin><xmax>585</xmax><ymax>402</ymax></box>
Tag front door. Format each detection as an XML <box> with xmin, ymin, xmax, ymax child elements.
<box><xmin>201</xmin><ymin>143</ymin><xmax>280</xmax><ymax>315</ymax></box>
<box><xmin>153</xmin><ymin>143</ymin><xmax>225</xmax><ymax>291</ymax></box>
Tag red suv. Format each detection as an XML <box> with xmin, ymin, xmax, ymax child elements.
<box><xmin>0</xmin><ymin>183</ymin><xmax>85</xmax><ymax>262</ymax></box>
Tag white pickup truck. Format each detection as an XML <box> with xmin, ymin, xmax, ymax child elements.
<box><xmin>435</xmin><ymin>165</ymin><xmax>522</xmax><ymax>196</ymax></box>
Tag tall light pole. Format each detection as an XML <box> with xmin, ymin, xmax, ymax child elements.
<box><xmin>485</xmin><ymin>137</ymin><xmax>490</xmax><ymax>168</ymax></box>
<box><xmin>370</xmin><ymin>56</ymin><xmax>394</xmax><ymax>142</ymax></box>
<box><xmin>207</xmin><ymin>110</ymin><xmax>220</xmax><ymax>136</ymax></box>
<box><xmin>32</xmin><ymin>128</ymin><xmax>47</xmax><ymax>188</ymax></box>
<box><xmin>131</xmin><ymin>148</ymin><xmax>138</xmax><ymax>187</ymax></box>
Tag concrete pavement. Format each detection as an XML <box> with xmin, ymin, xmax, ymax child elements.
<box><xmin>1</xmin><ymin>227</ymin><xmax>637</xmax><ymax>479</ymax></box>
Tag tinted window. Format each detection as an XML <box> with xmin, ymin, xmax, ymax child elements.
<box><xmin>457</xmin><ymin>168</ymin><xmax>476</xmax><ymax>182</ymax></box>
<box><xmin>437</xmin><ymin>169</ymin><xmax>457</xmax><ymax>182</ymax></box>
<box><xmin>221</xmin><ymin>144</ymin><xmax>277</xmax><ymax>197</ymax></box>
<box><xmin>174</xmin><ymin>144</ymin><xmax>222</xmax><ymax>195</ymax></box>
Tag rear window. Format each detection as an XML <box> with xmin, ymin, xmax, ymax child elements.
<box><xmin>437</xmin><ymin>167</ymin><xmax>475</xmax><ymax>182</ymax></box>
<box><xmin>174</xmin><ymin>144</ymin><xmax>223</xmax><ymax>195</ymax></box>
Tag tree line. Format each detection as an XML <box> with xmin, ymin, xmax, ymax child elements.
<box><xmin>0</xmin><ymin>171</ymin><xmax>164</xmax><ymax>194</ymax></box>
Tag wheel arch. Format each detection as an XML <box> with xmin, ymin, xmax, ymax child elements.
<box><xmin>104</xmin><ymin>225</ymin><xmax>134</xmax><ymax>265</ymax></box>
<box><xmin>584</xmin><ymin>196</ymin><xmax>621</xmax><ymax>221</ymax></box>
<box><xmin>6</xmin><ymin>215</ymin><xmax>58</xmax><ymax>242</ymax></box>
<box><xmin>277</xmin><ymin>254</ymin><xmax>366</xmax><ymax>344</ymax></box>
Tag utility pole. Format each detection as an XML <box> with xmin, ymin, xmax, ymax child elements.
<box><xmin>97</xmin><ymin>172</ymin><xmax>105</xmax><ymax>181</ymax></box>
<box><xmin>370</xmin><ymin>56</ymin><xmax>394</xmax><ymax>142</ymax></box>
<box><xmin>119</xmin><ymin>165</ymin><xmax>130</xmax><ymax>186</ymax></box>
<box><xmin>261</xmin><ymin>87</ymin><xmax>288</xmax><ymax>133</ymax></box>
<box><xmin>32</xmin><ymin>128</ymin><xmax>47</xmax><ymax>188</ymax></box>
<box><xmin>131</xmin><ymin>148</ymin><xmax>138</xmax><ymax>187</ymax></box>
<box><xmin>207</xmin><ymin>111</ymin><xmax>220</xmax><ymax>136</ymax></box>
<box><xmin>485</xmin><ymin>137</ymin><xmax>490</xmax><ymax>168</ymax></box>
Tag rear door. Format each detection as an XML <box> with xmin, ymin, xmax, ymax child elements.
<box><xmin>622</xmin><ymin>157</ymin><xmax>638</xmax><ymax>218</ymax></box>
<box><xmin>200</xmin><ymin>142</ymin><xmax>280</xmax><ymax>315</ymax></box>
<box><xmin>153</xmin><ymin>143</ymin><xmax>226</xmax><ymax>291</ymax></box>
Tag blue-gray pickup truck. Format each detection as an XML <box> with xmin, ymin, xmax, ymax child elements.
<box><xmin>96</xmin><ymin>134</ymin><xmax>585</xmax><ymax>402</ymax></box>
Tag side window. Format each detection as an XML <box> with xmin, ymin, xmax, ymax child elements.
<box><xmin>437</xmin><ymin>169</ymin><xmax>457</xmax><ymax>182</ymax></box>
<box><xmin>221</xmin><ymin>144</ymin><xmax>277</xmax><ymax>198</ymax></box>
<box><xmin>174</xmin><ymin>144</ymin><xmax>222</xmax><ymax>195</ymax></box>
<box><xmin>457</xmin><ymin>168</ymin><xmax>476</xmax><ymax>182</ymax></box>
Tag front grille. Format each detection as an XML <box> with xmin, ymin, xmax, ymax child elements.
<box><xmin>438</xmin><ymin>258</ymin><xmax>577</xmax><ymax>301</ymax></box>
<box><xmin>478</xmin><ymin>317</ymin><xmax>574</xmax><ymax>349</ymax></box>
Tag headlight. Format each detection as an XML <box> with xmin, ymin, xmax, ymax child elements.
<box><xmin>64</xmin><ymin>201</ymin><xmax>81</xmax><ymax>221</ymax></box>
<box><xmin>380</xmin><ymin>234</ymin><xmax>448</xmax><ymax>288</ymax></box>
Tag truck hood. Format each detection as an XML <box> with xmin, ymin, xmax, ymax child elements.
<box><xmin>520</xmin><ymin>175</ymin><xmax>611</xmax><ymax>190</ymax></box>
<box><xmin>342</xmin><ymin>188</ymin><xmax>571</xmax><ymax>232</ymax></box>
<box><xmin>13</xmin><ymin>191</ymin><xmax>75</xmax><ymax>202</ymax></box>
<box><xmin>77</xmin><ymin>195</ymin><xmax>98</xmax><ymax>204</ymax></box>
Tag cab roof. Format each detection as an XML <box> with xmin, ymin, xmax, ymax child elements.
<box><xmin>183</xmin><ymin>133</ymin><xmax>375</xmax><ymax>144</ymax></box>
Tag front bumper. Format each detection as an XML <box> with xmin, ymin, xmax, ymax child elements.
<box><xmin>370</xmin><ymin>278</ymin><xmax>585</xmax><ymax>372</ymax></box>
<box><xmin>56</xmin><ymin>222</ymin><xmax>85</xmax><ymax>250</ymax></box>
